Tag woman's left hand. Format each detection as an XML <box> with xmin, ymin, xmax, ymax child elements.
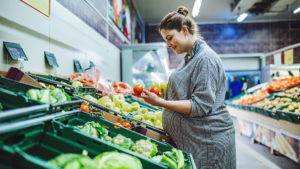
<box><xmin>139</xmin><ymin>89</ymin><xmax>165</xmax><ymax>107</ymax></box>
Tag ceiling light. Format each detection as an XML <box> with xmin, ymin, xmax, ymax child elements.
<box><xmin>192</xmin><ymin>0</ymin><xmax>202</xmax><ymax>17</ymax></box>
<box><xmin>237</xmin><ymin>13</ymin><xmax>248</xmax><ymax>22</ymax></box>
<box><xmin>293</xmin><ymin>6</ymin><xmax>300</xmax><ymax>14</ymax></box>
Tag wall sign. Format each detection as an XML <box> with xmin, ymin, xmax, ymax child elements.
<box><xmin>74</xmin><ymin>60</ymin><xmax>84</xmax><ymax>73</ymax></box>
<box><xmin>44</xmin><ymin>51</ymin><xmax>59</xmax><ymax>67</ymax></box>
<box><xmin>284</xmin><ymin>49</ymin><xmax>294</xmax><ymax>64</ymax></box>
<box><xmin>89</xmin><ymin>61</ymin><xmax>95</xmax><ymax>68</ymax></box>
<box><xmin>273</xmin><ymin>52</ymin><xmax>282</xmax><ymax>65</ymax></box>
<box><xmin>21</xmin><ymin>0</ymin><xmax>51</xmax><ymax>17</ymax></box>
<box><xmin>3</xmin><ymin>41</ymin><xmax>28</xmax><ymax>61</ymax></box>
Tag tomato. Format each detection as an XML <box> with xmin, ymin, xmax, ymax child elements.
<box><xmin>150</xmin><ymin>87</ymin><xmax>160</xmax><ymax>96</ymax></box>
<box><xmin>81</xmin><ymin>103</ymin><xmax>89</xmax><ymax>113</ymax></box>
<box><xmin>121</xmin><ymin>122</ymin><xmax>131</xmax><ymax>128</ymax></box>
<box><xmin>133</xmin><ymin>84</ymin><xmax>143</xmax><ymax>96</ymax></box>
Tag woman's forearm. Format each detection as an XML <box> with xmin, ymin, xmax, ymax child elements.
<box><xmin>159</xmin><ymin>99</ymin><xmax>192</xmax><ymax>115</ymax></box>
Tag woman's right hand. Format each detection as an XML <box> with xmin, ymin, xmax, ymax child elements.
<box><xmin>139</xmin><ymin>89</ymin><xmax>165</xmax><ymax>107</ymax></box>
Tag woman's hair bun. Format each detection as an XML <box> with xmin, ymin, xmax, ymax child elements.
<box><xmin>177</xmin><ymin>6</ymin><xmax>189</xmax><ymax>17</ymax></box>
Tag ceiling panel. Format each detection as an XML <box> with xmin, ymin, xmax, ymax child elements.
<box><xmin>132</xmin><ymin>0</ymin><xmax>300</xmax><ymax>24</ymax></box>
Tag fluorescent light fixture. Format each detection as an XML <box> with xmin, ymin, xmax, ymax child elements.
<box><xmin>237</xmin><ymin>13</ymin><xmax>248</xmax><ymax>22</ymax></box>
<box><xmin>293</xmin><ymin>6</ymin><xmax>300</xmax><ymax>14</ymax></box>
<box><xmin>192</xmin><ymin>0</ymin><xmax>202</xmax><ymax>17</ymax></box>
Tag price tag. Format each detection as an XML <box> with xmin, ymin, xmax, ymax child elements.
<box><xmin>89</xmin><ymin>61</ymin><xmax>95</xmax><ymax>68</ymax></box>
<box><xmin>74</xmin><ymin>60</ymin><xmax>84</xmax><ymax>72</ymax></box>
<box><xmin>44</xmin><ymin>51</ymin><xmax>59</xmax><ymax>67</ymax></box>
<box><xmin>3</xmin><ymin>41</ymin><xmax>28</xmax><ymax>61</ymax></box>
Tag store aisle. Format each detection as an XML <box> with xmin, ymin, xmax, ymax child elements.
<box><xmin>236</xmin><ymin>134</ymin><xmax>300</xmax><ymax>169</ymax></box>
<box><xmin>236</xmin><ymin>138</ymin><xmax>280</xmax><ymax>169</ymax></box>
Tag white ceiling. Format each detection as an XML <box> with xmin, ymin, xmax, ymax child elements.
<box><xmin>132</xmin><ymin>0</ymin><xmax>300</xmax><ymax>25</ymax></box>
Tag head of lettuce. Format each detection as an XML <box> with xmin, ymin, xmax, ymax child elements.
<box><xmin>48</xmin><ymin>152</ymin><xmax>143</xmax><ymax>169</ymax></box>
<box><xmin>94</xmin><ymin>152</ymin><xmax>143</xmax><ymax>169</ymax></box>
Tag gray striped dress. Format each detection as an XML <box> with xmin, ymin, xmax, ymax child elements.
<box><xmin>163</xmin><ymin>39</ymin><xmax>236</xmax><ymax>169</ymax></box>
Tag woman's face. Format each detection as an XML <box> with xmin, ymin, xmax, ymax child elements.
<box><xmin>160</xmin><ymin>28</ymin><xmax>189</xmax><ymax>54</ymax></box>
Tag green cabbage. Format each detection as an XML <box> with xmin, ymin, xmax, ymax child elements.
<box><xmin>94</xmin><ymin>152</ymin><xmax>143</xmax><ymax>169</ymax></box>
<box><xmin>48</xmin><ymin>154</ymin><xmax>97</xmax><ymax>169</ymax></box>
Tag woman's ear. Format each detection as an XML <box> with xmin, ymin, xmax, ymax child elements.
<box><xmin>181</xmin><ymin>25</ymin><xmax>189</xmax><ymax>35</ymax></box>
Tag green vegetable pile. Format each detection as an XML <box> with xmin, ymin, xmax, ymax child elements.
<box><xmin>152</xmin><ymin>148</ymin><xmax>190</xmax><ymax>169</ymax></box>
<box><xmin>76</xmin><ymin>121</ymin><xmax>112</xmax><ymax>142</ymax></box>
<box><xmin>48</xmin><ymin>151</ymin><xmax>143</xmax><ymax>169</ymax></box>
<box><xmin>26</xmin><ymin>87</ymin><xmax>71</xmax><ymax>104</ymax></box>
<box><xmin>75</xmin><ymin>121</ymin><xmax>191</xmax><ymax>169</ymax></box>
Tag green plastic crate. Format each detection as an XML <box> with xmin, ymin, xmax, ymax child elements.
<box><xmin>76</xmin><ymin>94</ymin><xmax>166</xmax><ymax>135</ymax></box>
<box><xmin>0</xmin><ymin>104</ymin><xmax>49</xmax><ymax>124</ymax></box>
<box><xmin>27</xmin><ymin>73</ymin><xmax>99</xmax><ymax>95</ymax></box>
<box><xmin>0</xmin><ymin>76</ymin><xmax>42</xmax><ymax>92</ymax></box>
<box><xmin>52</xmin><ymin>111</ymin><xmax>195</xmax><ymax>168</ymax></box>
<box><xmin>266</xmin><ymin>109</ymin><xmax>280</xmax><ymax>120</ymax></box>
<box><xmin>0</xmin><ymin>122</ymin><xmax>166</xmax><ymax>169</ymax></box>
<box><xmin>254</xmin><ymin>107</ymin><xmax>270</xmax><ymax>117</ymax></box>
<box><xmin>277</xmin><ymin>110</ymin><xmax>293</xmax><ymax>122</ymax></box>
<box><xmin>0</xmin><ymin>87</ymin><xmax>42</xmax><ymax>111</ymax></box>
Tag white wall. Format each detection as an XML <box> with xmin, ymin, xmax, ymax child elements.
<box><xmin>0</xmin><ymin>0</ymin><xmax>120</xmax><ymax>81</ymax></box>
<box><xmin>220</xmin><ymin>57</ymin><xmax>261</xmax><ymax>71</ymax></box>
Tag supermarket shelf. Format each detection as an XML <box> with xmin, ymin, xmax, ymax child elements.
<box><xmin>228</xmin><ymin>106</ymin><xmax>300</xmax><ymax>137</ymax></box>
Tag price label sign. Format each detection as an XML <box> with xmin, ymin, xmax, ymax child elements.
<box><xmin>44</xmin><ymin>51</ymin><xmax>59</xmax><ymax>67</ymax></box>
<box><xmin>3</xmin><ymin>41</ymin><xmax>28</xmax><ymax>61</ymax></box>
<box><xmin>89</xmin><ymin>61</ymin><xmax>95</xmax><ymax>68</ymax></box>
<box><xmin>74</xmin><ymin>60</ymin><xmax>84</xmax><ymax>73</ymax></box>
<box><xmin>284</xmin><ymin>49</ymin><xmax>294</xmax><ymax>64</ymax></box>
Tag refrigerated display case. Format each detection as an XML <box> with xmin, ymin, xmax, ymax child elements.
<box><xmin>121</xmin><ymin>43</ymin><xmax>170</xmax><ymax>88</ymax></box>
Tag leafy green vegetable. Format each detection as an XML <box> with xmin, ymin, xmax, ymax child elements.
<box><xmin>112</xmin><ymin>134</ymin><xmax>134</xmax><ymax>150</ymax></box>
<box><xmin>48</xmin><ymin>154</ymin><xmax>97</xmax><ymax>169</ymax></box>
<box><xmin>151</xmin><ymin>149</ymin><xmax>187</xmax><ymax>169</ymax></box>
<box><xmin>84</xmin><ymin>95</ymin><xmax>98</xmax><ymax>103</ymax></box>
<box><xmin>173</xmin><ymin>148</ymin><xmax>184</xmax><ymax>169</ymax></box>
<box><xmin>162</xmin><ymin>155</ymin><xmax>177</xmax><ymax>169</ymax></box>
<box><xmin>76</xmin><ymin>121</ymin><xmax>112</xmax><ymax>142</ymax></box>
<box><xmin>26</xmin><ymin>88</ymin><xmax>69</xmax><ymax>104</ymax></box>
<box><xmin>132</xmin><ymin>139</ymin><xmax>158</xmax><ymax>158</ymax></box>
<box><xmin>94</xmin><ymin>152</ymin><xmax>143</xmax><ymax>169</ymax></box>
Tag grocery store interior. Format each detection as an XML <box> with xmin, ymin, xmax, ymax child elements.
<box><xmin>0</xmin><ymin>0</ymin><xmax>300</xmax><ymax>169</ymax></box>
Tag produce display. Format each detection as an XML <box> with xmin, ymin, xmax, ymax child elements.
<box><xmin>275</xmin><ymin>87</ymin><xmax>300</xmax><ymax>99</ymax></box>
<box><xmin>152</xmin><ymin>149</ymin><xmax>186</xmax><ymax>169</ymax></box>
<box><xmin>97</xmin><ymin>94</ymin><xmax>138</xmax><ymax>116</ymax></box>
<box><xmin>74</xmin><ymin>121</ymin><xmax>190</xmax><ymax>169</ymax></box>
<box><xmin>266</xmin><ymin>76</ymin><xmax>300</xmax><ymax>91</ymax></box>
<box><xmin>48</xmin><ymin>152</ymin><xmax>143</xmax><ymax>169</ymax></box>
<box><xmin>132</xmin><ymin>109</ymin><xmax>163</xmax><ymax>129</ymax></box>
<box><xmin>82</xmin><ymin>94</ymin><xmax>163</xmax><ymax>129</ymax></box>
<box><xmin>255</xmin><ymin>97</ymin><xmax>293</xmax><ymax>110</ymax></box>
<box><xmin>235</xmin><ymin>90</ymin><xmax>270</xmax><ymax>105</ymax></box>
<box><xmin>254</xmin><ymin>87</ymin><xmax>300</xmax><ymax>113</ymax></box>
<box><xmin>26</xmin><ymin>86</ymin><xmax>71</xmax><ymax>104</ymax></box>
<box><xmin>0</xmin><ymin>68</ymin><xmax>197</xmax><ymax>169</ymax></box>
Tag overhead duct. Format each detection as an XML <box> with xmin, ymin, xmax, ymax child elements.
<box><xmin>231</xmin><ymin>0</ymin><xmax>296</xmax><ymax>16</ymax></box>
<box><xmin>231</xmin><ymin>0</ymin><xmax>261</xmax><ymax>15</ymax></box>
